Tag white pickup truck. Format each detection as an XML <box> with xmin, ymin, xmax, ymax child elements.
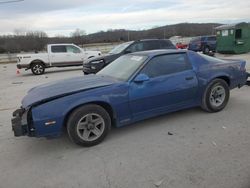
<box><xmin>17</xmin><ymin>44</ymin><xmax>101</xmax><ymax>75</ymax></box>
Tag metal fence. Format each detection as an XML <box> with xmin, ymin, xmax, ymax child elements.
<box><xmin>82</xmin><ymin>43</ymin><xmax>119</xmax><ymax>53</ymax></box>
<box><xmin>0</xmin><ymin>54</ymin><xmax>17</xmax><ymax>64</ymax></box>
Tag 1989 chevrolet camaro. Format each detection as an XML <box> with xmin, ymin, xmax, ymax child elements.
<box><xmin>12</xmin><ymin>50</ymin><xmax>248</xmax><ymax>146</ymax></box>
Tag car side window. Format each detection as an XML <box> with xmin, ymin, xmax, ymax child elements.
<box><xmin>201</xmin><ymin>37</ymin><xmax>206</xmax><ymax>42</ymax></box>
<box><xmin>144</xmin><ymin>41</ymin><xmax>160</xmax><ymax>50</ymax></box>
<box><xmin>127</xmin><ymin>42</ymin><xmax>144</xmax><ymax>53</ymax></box>
<box><xmin>207</xmin><ymin>36</ymin><xmax>216</xmax><ymax>41</ymax></box>
<box><xmin>140</xmin><ymin>54</ymin><xmax>192</xmax><ymax>78</ymax></box>
<box><xmin>66</xmin><ymin>45</ymin><xmax>81</xmax><ymax>53</ymax></box>
<box><xmin>160</xmin><ymin>40</ymin><xmax>174</xmax><ymax>49</ymax></box>
<box><xmin>190</xmin><ymin>37</ymin><xmax>200</xmax><ymax>43</ymax></box>
<box><xmin>51</xmin><ymin>45</ymin><xmax>67</xmax><ymax>53</ymax></box>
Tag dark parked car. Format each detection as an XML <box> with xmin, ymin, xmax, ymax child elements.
<box><xmin>188</xmin><ymin>35</ymin><xmax>216</xmax><ymax>54</ymax></box>
<box><xmin>83</xmin><ymin>39</ymin><xmax>176</xmax><ymax>74</ymax></box>
<box><xmin>12</xmin><ymin>50</ymin><xmax>248</xmax><ymax>147</ymax></box>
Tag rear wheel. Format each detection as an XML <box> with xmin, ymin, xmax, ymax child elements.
<box><xmin>31</xmin><ymin>62</ymin><xmax>45</xmax><ymax>75</ymax></box>
<box><xmin>67</xmin><ymin>104</ymin><xmax>111</xmax><ymax>147</ymax></box>
<box><xmin>83</xmin><ymin>72</ymin><xmax>89</xmax><ymax>75</ymax></box>
<box><xmin>201</xmin><ymin>79</ymin><xmax>230</xmax><ymax>112</ymax></box>
<box><xmin>203</xmin><ymin>46</ymin><xmax>210</xmax><ymax>54</ymax></box>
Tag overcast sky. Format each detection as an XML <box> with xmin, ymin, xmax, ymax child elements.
<box><xmin>0</xmin><ymin>0</ymin><xmax>249</xmax><ymax>36</ymax></box>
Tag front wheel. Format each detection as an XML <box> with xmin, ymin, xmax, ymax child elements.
<box><xmin>201</xmin><ymin>79</ymin><xmax>230</xmax><ymax>112</ymax></box>
<box><xmin>31</xmin><ymin>62</ymin><xmax>45</xmax><ymax>75</ymax></box>
<box><xmin>67</xmin><ymin>104</ymin><xmax>111</xmax><ymax>147</ymax></box>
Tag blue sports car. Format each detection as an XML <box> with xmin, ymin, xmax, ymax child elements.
<box><xmin>12</xmin><ymin>50</ymin><xmax>248</xmax><ymax>146</ymax></box>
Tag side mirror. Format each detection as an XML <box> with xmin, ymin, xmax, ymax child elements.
<box><xmin>134</xmin><ymin>73</ymin><xmax>149</xmax><ymax>83</ymax></box>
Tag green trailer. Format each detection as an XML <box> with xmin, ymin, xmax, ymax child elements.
<box><xmin>215</xmin><ymin>22</ymin><xmax>250</xmax><ymax>54</ymax></box>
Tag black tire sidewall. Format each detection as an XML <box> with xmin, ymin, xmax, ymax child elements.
<box><xmin>67</xmin><ymin>104</ymin><xmax>111</xmax><ymax>147</ymax></box>
<box><xmin>31</xmin><ymin>62</ymin><xmax>45</xmax><ymax>75</ymax></box>
<box><xmin>204</xmin><ymin>79</ymin><xmax>230</xmax><ymax>112</ymax></box>
<box><xmin>203</xmin><ymin>46</ymin><xmax>210</xmax><ymax>54</ymax></box>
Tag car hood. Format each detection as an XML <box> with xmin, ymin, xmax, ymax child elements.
<box><xmin>22</xmin><ymin>75</ymin><xmax>118</xmax><ymax>108</ymax></box>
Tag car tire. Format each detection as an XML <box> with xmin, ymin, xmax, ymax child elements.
<box><xmin>67</xmin><ymin>104</ymin><xmax>111</xmax><ymax>147</ymax></box>
<box><xmin>31</xmin><ymin>62</ymin><xmax>45</xmax><ymax>75</ymax></box>
<box><xmin>201</xmin><ymin>79</ymin><xmax>230</xmax><ymax>113</ymax></box>
<box><xmin>83</xmin><ymin>72</ymin><xmax>89</xmax><ymax>75</ymax></box>
<box><xmin>203</xmin><ymin>46</ymin><xmax>210</xmax><ymax>54</ymax></box>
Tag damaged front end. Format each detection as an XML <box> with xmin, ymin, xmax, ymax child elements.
<box><xmin>11</xmin><ymin>107</ymin><xmax>35</xmax><ymax>137</ymax></box>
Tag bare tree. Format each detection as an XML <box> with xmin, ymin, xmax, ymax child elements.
<box><xmin>0</xmin><ymin>23</ymin><xmax>221</xmax><ymax>53</ymax></box>
<box><xmin>13</xmin><ymin>28</ymin><xmax>26</xmax><ymax>36</ymax></box>
<box><xmin>71</xmin><ymin>28</ymin><xmax>86</xmax><ymax>37</ymax></box>
<box><xmin>71</xmin><ymin>29</ymin><xmax>86</xmax><ymax>45</ymax></box>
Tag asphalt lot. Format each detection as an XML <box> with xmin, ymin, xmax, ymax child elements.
<box><xmin>0</xmin><ymin>53</ymin><xmax>250</xmax><ymax>188</ymax></box>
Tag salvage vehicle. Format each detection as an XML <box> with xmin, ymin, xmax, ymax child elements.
<box><xmin>176</xmin><ymin>42</ymin><xmax>188</xmax><ymax>49</ymax></box>
<box><xmin>12</xmin><ymin>50</ymin><xmax>249</xmax><ymax>147</ymax></box>
<box><xmin>83</xmin><ymin>39</ymin><xmax>176</xmax><ymax>74</ymax></box>
<box><xmin>17</xmin><ymin>44</ymin><xmax>101</xmax><ymax>75</ymax></box>
<box><xmin>188</xmin><ymin>35</ymin><xmax>216</xmax><ymax>54</ymax></box>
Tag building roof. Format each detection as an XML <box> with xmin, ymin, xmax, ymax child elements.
<box><xmin>215</xmin><ymin>22</ymin><xmax>250</xmax><ymax>30</ymax></box>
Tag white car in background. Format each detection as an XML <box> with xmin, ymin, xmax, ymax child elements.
<box><xmin>17</xmin><ymin>44</ymin><xmax>101</xmax><ymax>75</ymax></box>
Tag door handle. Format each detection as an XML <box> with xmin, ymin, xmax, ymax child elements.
<box><xmin>185</xmin><ymin>76</ymin><xmax>194</xmax><ymax>80</ymax></box>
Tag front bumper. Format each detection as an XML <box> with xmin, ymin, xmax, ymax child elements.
<box><xmin>11</xmin><ymin>108</ymin><xmax>34</xmax><ymax>137</ymax></box>
<box><xmin>17</xmin><ymin>64</ymin><xmax>29</xmax><ymax>69</ymax></box>
<box><xmin>83</xmin><ymin>64</ymin><xmax>102</xmax><ymax>74</ymax></box>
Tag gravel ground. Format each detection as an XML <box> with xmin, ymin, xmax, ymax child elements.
<box><xmin>0</xmin><ymin>53</ymin><xmax>250</xmax><ymax>188</ymax></box>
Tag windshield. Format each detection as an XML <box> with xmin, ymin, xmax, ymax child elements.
<box><xmin>108</xmin><ymin>42</ymin><xmax>133</xmax><ymax>54</ymax></box>
<box><xmin>97</xmin><ymin>54</ymin><xmax>148</xmax><ymax>81</ymax></box>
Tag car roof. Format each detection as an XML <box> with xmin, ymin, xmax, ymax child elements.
<box><xmin>127</xmin><ymin>39</ymin><xmax>171</xmax><ymax>43</ymax></box>
<box><xmin>130</xmin><ymin>49</ymin><xmax>187</xmax><ymax>57</ymax></box>
<box><xmin>137</xmin><ymin>39</ymin><xmax>171</xmax><ymax>42</ymax></box>
<box><xmin>48</xmin><ymin>43</ymin><xmax>76</xmax><ymax>46</ymax></box>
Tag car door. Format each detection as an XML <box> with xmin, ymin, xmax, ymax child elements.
<box><xmin>65</xmin><ymin>45</ymin><xmax>84</xmax><ymax>65</ymax></box>
<box><xmin>50</xmin><ymin>45</ymin><xmax>71</xmax><ymax>66</ymax></box>
<box><xmin>129</xmin><ymin>53</ymin><xmax>198</xmax><ymax>120</ymax></box>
